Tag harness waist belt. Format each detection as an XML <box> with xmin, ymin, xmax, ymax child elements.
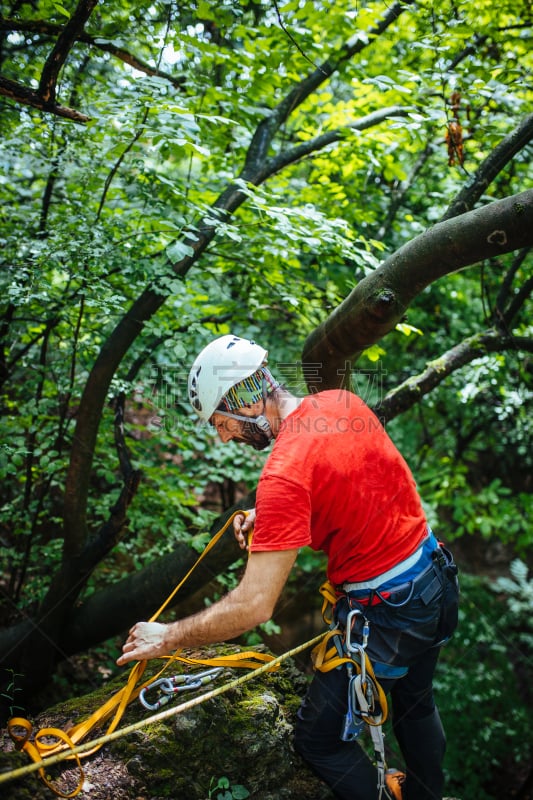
<box><xmin>343</xmin><ymin>533</ymin><xmax>430</xmax><ymax>593</ymax></box>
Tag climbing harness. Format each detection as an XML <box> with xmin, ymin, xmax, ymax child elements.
<box><xmin>139</xmin><ymin>667</ymin><xmax>224</xmax><ymax>711</ymax></box>
<box><xmin>312</xmin><ymin>581</ymin><xmax>391</xmax><ymax>799</ymax></box>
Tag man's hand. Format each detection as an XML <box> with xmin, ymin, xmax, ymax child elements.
<box><xmin>234</xmin><ymin>508</ymin><xmax>256</xmax><ymax>550</ymax></box>
<box><xmin>116</xmin><ymin>549</ymin><xmax>298</xmax><ymax>664</ymax></box>
<box><xmin>116</xmin><ymin>621</ymin><xmax>170</xmax><ymax>666</ymax></box>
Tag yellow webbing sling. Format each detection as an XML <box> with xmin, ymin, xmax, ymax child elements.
<box><xmin>7</xmin><ymin>510</ymin><xmax>277</xmax><ymax>797</ymax></box>
<box><xmin>311</xmin><ymin>581</ymin><xmax>391</xmax><ymax>799</ymax></box>
<box><xmin>311</xmin><ymin>580</ymin><xmax>388</xmax><ymax>726</ymax></box>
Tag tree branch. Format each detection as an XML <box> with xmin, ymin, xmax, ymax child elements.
<box><xmin>0</xmin><ymin>74</ymin><xmax>90</xmax><ymax>122</ymax></box>
<box><xmin>241</xmin><ymin>0</ymin><xmax>414</xmax><ymax>174</ymax></box>
<box><xmin>300</xmin><ymin>111</ymin><xmax>533</xmax><ymax>388</ymax></box>
<box><xmin>262</xmin><ymin>106</ymin><xmax>411</xmax><ymax>181</ymax></box>
<box><xmin>374</xmin><ymin>330</ymin><xmax>533</xmax><ymax>423</ymax></box>
<box><xmin>375</xmin><ymin>141</ymin><xmax>434</xmax><ymax>241</ymax></box>
<box><xmin>442</xmin><ymin>113</ymin><xmax>533</xmax><ymax>220</ymax></box>
<box><xmin>495</xmin><ymin>248</ymin><xmax>530</xmax><ymax>318</ymax></box>
<box><xmin>302</xmin><ymin>190</ymin><xmax>533</xmax><ymax>390</ymax></box>
<box><xmin>38</xmin><ymin>0</ymin><xmax>98</xmax><ymax>104</ymax></box>
<box><xmin>502</xmin><ymin>269</ymin><xmax>533</xmax><ymax>326</ymax></box>
<box><xmin>0</xmin><ymin>17</ymin><xmax>187</xmax><ymax>91</ymax></box>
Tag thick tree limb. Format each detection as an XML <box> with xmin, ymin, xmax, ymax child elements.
<box><xmin>38</xmin><ymin>0</ymin><xmax>98</xmax><ymax>104</ymax></box>
<box><xmin>302</xmin><ymin>190</ymin><xmax>533</xmax><ymax>391</ymax></box>
<box><xmin>374</xmin><ymin>330</ymin><xmax>533</xmax><ymax>423</ymax></box>
<box><xmin>301</xmin><ymin>111</ymin><xmax>533</xmax><ymax>388</ymax></box>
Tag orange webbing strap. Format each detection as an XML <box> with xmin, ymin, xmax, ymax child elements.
<box><xmin>8</xmin><ymin>509</ymin><xmax>274</xmax><ymax>797</ymax></box>
<box><xmin>318</xmin><ymin>579</ymin><xmax>338</xmax><ymax>624</ymax></box>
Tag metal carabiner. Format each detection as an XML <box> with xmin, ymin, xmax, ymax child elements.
<box><xmin>191</xmin><ymin>667</ymin><xmax>224</xmax><ymax>684</ymax></box>
<box><xmin>345</xmin><ymin>608</ymin><xmax>369</xmax><ymax>654</ymax></box>
<box><xmin>169</xmin><ymin>677</ymin><xmax>204</xmax><ymax>693</ymax></box>
<box><xmin>139</xmin><ymin>668</ymin><xmax>224</xmax><ymax>710</ymax></box>
<box><xmin>164</xmin><ymin>667</ymin><xmax>224</xmax><ymax>693</ymax></box>
<box><xmin>139</xmin><ymin>677</ymin><xmax>176</xmax><ymax>711</ymax></box>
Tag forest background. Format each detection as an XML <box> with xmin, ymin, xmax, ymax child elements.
<box><xmin>0</xmin><ymin>1</ymin><xmax>532</xmax><ymax>798</ymax></box>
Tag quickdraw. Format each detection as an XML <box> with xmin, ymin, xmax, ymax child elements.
<box><xmin>312</xmin><ymin>582</ymin><xmax>391</xmax><ymax>800</ymax></box>
<box><xmin>139</xmin><ymin>667</ymin><xmax>224</xmax><ymax>711</ymax></box>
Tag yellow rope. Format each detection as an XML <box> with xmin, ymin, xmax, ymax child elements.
<box><xmin>3</xmin><ymin>510</ymin><xmax>324</xmax><ymax>796</ymax></box>
<box><xmin>4</xmin><ymin>517</ymin><xmax>388</xmax><ymax>795</ymax></box>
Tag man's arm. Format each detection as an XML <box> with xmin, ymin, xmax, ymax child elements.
<box><xmin>117</xmin><ymin>548</ymin><xmax>298</xmax><ymax>666</ymax></box>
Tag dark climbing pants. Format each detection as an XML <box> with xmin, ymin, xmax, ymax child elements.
<box><xmin>294</xmin><ymin>547</ymin><xmax>459</xmax><ymax>800</ymax></box>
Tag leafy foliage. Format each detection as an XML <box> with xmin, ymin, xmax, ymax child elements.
<box><xmin>208</xmin><ymin>775</ymin><xmax>250</xmax><ymax>800</ymax></box>
<box><xmin>0</xmin><ymin>13</ymin><xmax>531</xmax><ymax>800</ymax></box>
<box><xmin>435</xmin><ymin>571</ymin><xmax>533</xmax><ymax>799</ymax></box>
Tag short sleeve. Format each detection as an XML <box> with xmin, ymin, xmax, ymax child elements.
<box><xmin>250</xmin><ymin>475</ymin><xmax>312</xmax><ymax>552</ymax></box>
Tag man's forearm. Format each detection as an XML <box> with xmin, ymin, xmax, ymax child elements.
<box><xmin>117</xmin><ymin>549</ymin><xmax>298</xmax><ymax>666</ymax></box>
<box><xmin>162</xmin><ymin>585</ymin><xmax>267</xmax><ymax>651</ymax></box>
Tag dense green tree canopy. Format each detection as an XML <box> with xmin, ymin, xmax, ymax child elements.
<box><xmin>0</xmin><ymin>0</ymin><xmax>531</xmax><ymax>729</ymax></box>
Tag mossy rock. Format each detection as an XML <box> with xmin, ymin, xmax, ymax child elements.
<box><xmin>1</xmin><ymin>646</ymin><xmax>333</xmax><ymax>800</ymax></box>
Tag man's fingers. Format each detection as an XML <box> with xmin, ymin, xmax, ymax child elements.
<box><xmin>234</xmin><ymin>512</ymin><xmax>246</xmax><ymax>531</ymax></box>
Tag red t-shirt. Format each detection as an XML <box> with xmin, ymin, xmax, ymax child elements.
<box><xmin>250</xmin><ymin>390</ymin><xmax>427</xmax><ymax>586</ymax></box>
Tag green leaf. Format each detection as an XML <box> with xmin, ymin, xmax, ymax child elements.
<box><xmin>363</xmin><ymin>344</ymin><xmax>386</xmax><ymax>362</ymax></box>
<box><xmin>395</xmin><ymin>322</ymin><xmax>423</xmax><ymax>336</ymax></box>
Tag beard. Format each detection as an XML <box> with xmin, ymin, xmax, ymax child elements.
<box><xmin>235</xmin><ymin>422</ymin><xmax>272</xmax><ymax>451</ymax></box>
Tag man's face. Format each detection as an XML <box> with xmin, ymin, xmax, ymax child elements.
<box><xmin>210</xmin><ymin>405</ymin><xmax>271</xmax><ymax>451</ymax></box>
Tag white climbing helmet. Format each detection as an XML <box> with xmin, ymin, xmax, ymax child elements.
<box><xmin>188</xmin><ymin>334</ymin><xmax>268</xmax><ymax>422</ymax></box>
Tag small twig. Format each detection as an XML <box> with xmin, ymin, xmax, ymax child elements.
<box><xmin>272</xmin><ymin>0</ymin><xmax>329</xmax><ymax>75</ymax></box>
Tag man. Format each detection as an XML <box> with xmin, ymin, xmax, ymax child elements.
<box><xmin>118</xmin><ymin>334</ymin><xmax>459</xmax><ymax>800</ymax></box>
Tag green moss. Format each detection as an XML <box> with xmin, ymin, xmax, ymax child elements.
<box><xmin>1</xmin><ymin>650</ymin><xmax>331</xmax><ymax>799</ymax></box>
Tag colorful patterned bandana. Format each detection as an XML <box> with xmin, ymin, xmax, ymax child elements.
<box><xmin>219</xmin><ymin>367</ymin><xmax>279</xmax><ymax>412</ymax></box>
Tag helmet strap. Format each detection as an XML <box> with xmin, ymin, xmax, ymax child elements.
<box><xmin>214</xmin><ymin>378</ymin><xmax>275</xmax><ymax>439</ymax></box>
<box><xmin>213</xmin><ymin>409</ymin><xmax>273</xmax><ymax>439</ymax></box>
